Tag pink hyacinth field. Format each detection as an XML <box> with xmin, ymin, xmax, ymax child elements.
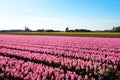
<box><xmin>0</xmin><ymin>35</ymin><xmax>120</xmax><ymax>80</ymax></box>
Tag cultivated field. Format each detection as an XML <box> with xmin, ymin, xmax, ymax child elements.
<box><xmin>0</xmin><ymin>35</ymin><xmax>120</xmax><ymax>80</ymax></box>
<box><xmin>0</xmin><ymin>32</ymin><xmax>120</xmax><ymax>38</ymax></box>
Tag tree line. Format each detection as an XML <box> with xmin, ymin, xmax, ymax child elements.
<box><xmin>0</xmin><ymin>26</ymin><xmax>120</xmax><ymax>32</ymax></box>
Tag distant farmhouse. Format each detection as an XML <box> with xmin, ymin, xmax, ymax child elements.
<box><xmin>111</xmin><ymin>26</ymin><xmax>120</xmax><ymax>32</ymax></box>
<box><xmin>65</xmin><ymin>27</ymin><xmax>91</xmax><ymax>32</ymax></box>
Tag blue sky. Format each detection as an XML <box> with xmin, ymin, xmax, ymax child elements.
<box><xmin>0</xmin><ymin>0</ymin><xmax>120</xmax><ymax>31</ymax></box>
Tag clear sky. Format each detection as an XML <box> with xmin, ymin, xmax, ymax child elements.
<box><xmin>0</xmin><ymin>0</ymin><xmax>120</xmax><ymax>31</ymax></box>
